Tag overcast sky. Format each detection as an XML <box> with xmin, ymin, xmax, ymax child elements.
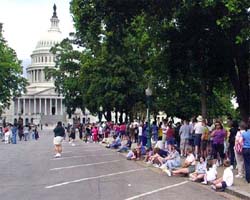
<box><xmin>0</xmin><ymin>0</ymin><xmax>75</xmax><ymax>66</ymax></box>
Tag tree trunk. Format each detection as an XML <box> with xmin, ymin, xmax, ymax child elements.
<box><xmin>115</xmin><ymin>110</ymin><xmax>118</xmax><ymax>124</ymax></box>
<box><xmin>119</xmin><ymin>112</ymin><xmax>123</xmax><ymax>124</ymax></box>
<box><xmin>228</xmin><ymin>46</ymin><xmax>250</xmax><ymax>122</ymax></box>
<box><xmin>106</xmin><ymin>110</ymin><xmax>112</xmax><ymax>122</ymax></box>
<box><xmin>125</xmin><ymin>112</ymin><xmax>128</xmax><ymax>123</ymax></box>
<box><xmin>129</xmin><ymin>112</ymin><xmax>133</xmax><ymax>123</ymax></box>
<box><xmin>200</xmin><ymin>79</ymin><xmax>207</xmax><ymax>119</ymax></box>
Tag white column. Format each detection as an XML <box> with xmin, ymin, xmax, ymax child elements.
<box><xmin>55</xmin><ymin>98</ymin><xmax>58</xmax><ymax>115</ymax></box>
<box><xmin>23</xmin><ymin>98</ymin><xmax>26</xmax><ymax>115</ymax></box>
<box><xmin>50</xmin><ymin>98</ymin><xmax>52</xmax><ymax>115</ymax></box>
<box><xmin>45</xmin><ymin>98</ymin><xmax>47</xmax><ymax>115</ymax></box>
<box><xmin>29</xmin><ymin>98</ymin><xmax>31</xmax><ymax>114</ymax></box>
<box><xmin>17</xmin><ymin>98</ymin><xmax>20</xmax><ymax>114</ymax></box>
<box><xmin>34</xmin><ymin>98</ymin><xmax>36</xmax><ymax>114</ymax></box>
<box><xmin>41</xmin><ymin>70</ymin><xmax>44</xmax><ymax>82</ymax></box>
<box><xmin>39</xmin><ymin>98</ymin><xmax>42</xmax><ymax>113</ymax></box>
<box><xmin>60</xmin><ymin>98</ymin><xmax>63</xmax><ymax>115</ymax></box>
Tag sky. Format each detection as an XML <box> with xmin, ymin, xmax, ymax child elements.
<box><xmin>0</xmin><ymin>0</ymin><xmax>75</xmax><ymax>73</ymax></box>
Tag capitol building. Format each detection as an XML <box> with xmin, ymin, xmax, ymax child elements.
<box><xmin>3</xmin><ymin>5</ymin><xmax>93</xmax><ymax>126</ymax></box>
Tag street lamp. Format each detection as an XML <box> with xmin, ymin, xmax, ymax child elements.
<box><xmin>145</xmin><ymin>85</ymin><xmax>152</xmax><ymax>148</ymax></box>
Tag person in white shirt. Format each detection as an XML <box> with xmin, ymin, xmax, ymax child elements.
<box><xmin>211</xmin><ymin>160</ymin><xmax>233</xmax><ymax>191</ymax></box>
<box><xmin>138</xmin><ymin>123</ymin><xmax>143</xmax><ymax>145</ymax></box>
<box><xmin>171</xmin><ymin>148</ymin><xmax>196</xmax><ymax>176</ymax></box>
<box><xmin>161</xmin><ymin>119</ymin><xmax>168</xmax><ymax>149</ymax></box>
<box><xmin>201</xmin><ymin>159</ymin><xmax>217</xmax><ymax>184</ymax></box>
<box><xmin>194</xmin><ymin>115</ymin><xmax>205</xmax><ymax>159</ymax></box>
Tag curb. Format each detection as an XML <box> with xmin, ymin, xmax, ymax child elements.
<box><xmin>226</xmin><ymin>187</ymin><xmax>250</xmax><ymax>200</ymax></box>
<box><xmin>100</xmin><ymin>142</ymin><xmax>250</xmax><ymax>199</ymax></box>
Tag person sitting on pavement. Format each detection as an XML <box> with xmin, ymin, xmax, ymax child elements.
<box><xmin>106</xmin><ymin>135</ymin><xmax>121</xmax><ymax>149</ymax></box>
<box><xmin>160</xmin><ymin>145</ymin><xmax>181</xmax><ymax>174</ymax></box>
<box><xmin>201</xmin><ymin>159</ymin><xmax>217</xmax><ymax>185</ymax></box>
<box><xmin>171</xmin><ymin>148</ymin><xmax>196</xmax><ymax>177</ymax></box>
<box><xmin>211</xmin><ymin>160</ymin><xmax>233</xmax><ymax>191</ymax></box>
<box><xmin>143</xmin><ymin>147</ymin><xmax>154</xmax><ymax>162</ymax></box>
<box><xmin>146</xmin><ymin>147</ymin><xmax>168</xmax><ymax>167</ymax></box>
<box><xmin>117</xmin><ymin>136</ymin><xmax>132</xmax><ymax>152</ymax></box>
<box><xmin>189</xmin><ymin>156</ymin><xmax>207</xmax><ymax>182</ymax></box>
<box><xmin>127</xmin><ymin>148</ymin><xmax>140</xmax><ymax>160</ymax></box>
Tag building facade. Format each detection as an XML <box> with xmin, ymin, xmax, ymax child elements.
<box><xmin>3</xmin><ymin>5</ymin><xmax>66</xmax><ymax>126</ymax></box>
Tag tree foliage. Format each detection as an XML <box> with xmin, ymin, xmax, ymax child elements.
<box><xmin>0</xmin><ymin>32</ymin><xmax>27</xmax><ymax>114</ymax></box>
<box><xmin>48</xmin><ymin>0</ymin><xmax>249</xmax><ymax>121</ymax></box>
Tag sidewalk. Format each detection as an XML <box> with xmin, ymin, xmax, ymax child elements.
<box><xmin>129</xmin><ymin>142</ymin><xmax>250</xmax><ymax>199</ymax></box>
<box><xmin>102</xmin><ymin>139</ymin><xmax>250</xmax><ymax>199</ymax></box>
<box><xmin>216</xmin><ymin>167</ymin><xmax>250</xmax><ymax>200</ymax></box>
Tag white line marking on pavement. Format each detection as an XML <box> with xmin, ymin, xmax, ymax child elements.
<box><xmin>125</xmin><ymin>181</ymin><xmax>188</xmax><ymax>200</ymax></box>
<box><xmin>83</xmin><ymin>149</ymin><xmax>110</xmax><ymax>152</ymax></box>
<box><xmin>50</xmin><ymin>159</ymin><xmax>122</xmax><ymax>171</ymax></box>
<box><xmin>45</xmin><ymin>168</ymin><xmax>148</xmax><ymax>189</ymax></box>
<box><xmin>50</xmin><ymin>153</ymin><xmax>115</xmax><ymax>160</ymax></box>
<box><xmin>60</xmin><ymin>151</ymin><xmax>72</xmax><ymax>154</ymax></box>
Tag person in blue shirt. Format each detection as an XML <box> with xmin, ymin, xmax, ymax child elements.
<box><xmin>152</xmin><ymin>121</ymin><xmax>159</xmax><ymax>142</ymax></box>
<box><xmin>117</xmin><ymin>136</ymin><xmax>132</xmax><ymax>152</ymax></box>
<box><xmin>239</xmin><ymin>121</ymin><xmax>250</xmax><ymax>183</ymax></box>
<box><xmin>11</xmin><ymin>124</ymin><xmax>18</xmax><ymax>144</ymax></box>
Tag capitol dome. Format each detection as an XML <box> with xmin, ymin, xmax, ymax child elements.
<box><xmin>26</xmin><ymin>4</ymin><xmax>63</xmax><ymax>87</ymax></box>
<box><xmin>32</xmin><ymin>4</ymin><xmax>63</xmax><ymax>54</ymax></box>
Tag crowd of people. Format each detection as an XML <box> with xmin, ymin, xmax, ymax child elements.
<box><xmin>53</xmin><ymin>115</ymin><xmax>250</xmax><ymax>191</ymax></box>
<box><xmin>0</xmin><ymin>122</ymin><xmax>39</xmax><ymax>144</ymax></box>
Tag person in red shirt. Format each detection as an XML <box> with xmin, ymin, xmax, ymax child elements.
<box><xmin>166</xmin><ymin>122</ymin><xmax>175</xmax><ymax>151</ymax></box>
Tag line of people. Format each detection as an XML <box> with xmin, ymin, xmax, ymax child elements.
<box><xmin>0</xmin><ymin>123</ymin><xmax>39</xmax><ymax>144</ymax></box>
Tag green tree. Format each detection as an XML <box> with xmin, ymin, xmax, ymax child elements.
<box><xmin>0</xmin><ymin>30</ymin><xmax>27</xmax><ymax>114</ymax></box>
<box><xmin>47</xmin><ymin>38</ymin><xmax>83</xmax><ymax>118</ymax></box>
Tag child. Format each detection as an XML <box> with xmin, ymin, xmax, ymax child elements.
<box><xmin>189</xmin><ymin>156</ymin><xmax>207</xmax><ymax>182</ymax></box>
<box><xmin>4</xmin><ymin>125</ymin><xmax>10</xmax><ymax>144</ymax></box>
<box><xmin>211</xmin><ymin>160</ymin><xmax>233</xmax><ymax>191</ymax></box>
<box><xmin>201</xmin><ymin>159</ymin><xmax>217</xmax><ymax>184</ymax></box>
<box><xmin>127</xmin><ymin>148</ymin><xmax>139</xmax><ymax>160</ymax></box>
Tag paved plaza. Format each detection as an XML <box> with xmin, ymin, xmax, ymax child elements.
<box><xmin>0</xmin><ymin>128</ymin><xmax>240</xmax><ymax>200</ymax></box>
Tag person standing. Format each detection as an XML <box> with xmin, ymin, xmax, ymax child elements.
<box><xmin>234</xmin><ymin>122</ymin><xmax>245</xmax><ymax>178</ymax></box>
<box><xmin>239</xmin><ymin>122</ymin><xmax>250</xmax><ymax>183</ymax></box>
<box><xmin>193</xmin><ymin>116</ymin><xmax>204</xmax><ymax>159</ymax></box>
<box><xmin>34</xmin><ymin>126</ymin><xmax>39</xmax><ymax>140</ymax></box>
<box><xmin>11</xmin><ymin>123</ymin><xmax>18</xmax><ymax>144</ymax></box>
<box><xmin>211</xmin><ymin>121</ymin><xmax>226</xmax><ymax>166</ymax></box>
<box><xmin>53</xmin><ymin>121</ymin><xmax>65</xmax><ymax>158</ymax></box>
<box><xmin>161</xmin><ymin>119</ymin><xmax>168</xmax><ymax>149</ymax></box>
<box><xmin>228</xmin><ymin>120</ymin><xmax>238</xmax><ymax>168</ymax></box>
<box><xmin>179</xmin><ymin>120</ymin><xmax>191</xmax><ymax>157</ymax></box>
